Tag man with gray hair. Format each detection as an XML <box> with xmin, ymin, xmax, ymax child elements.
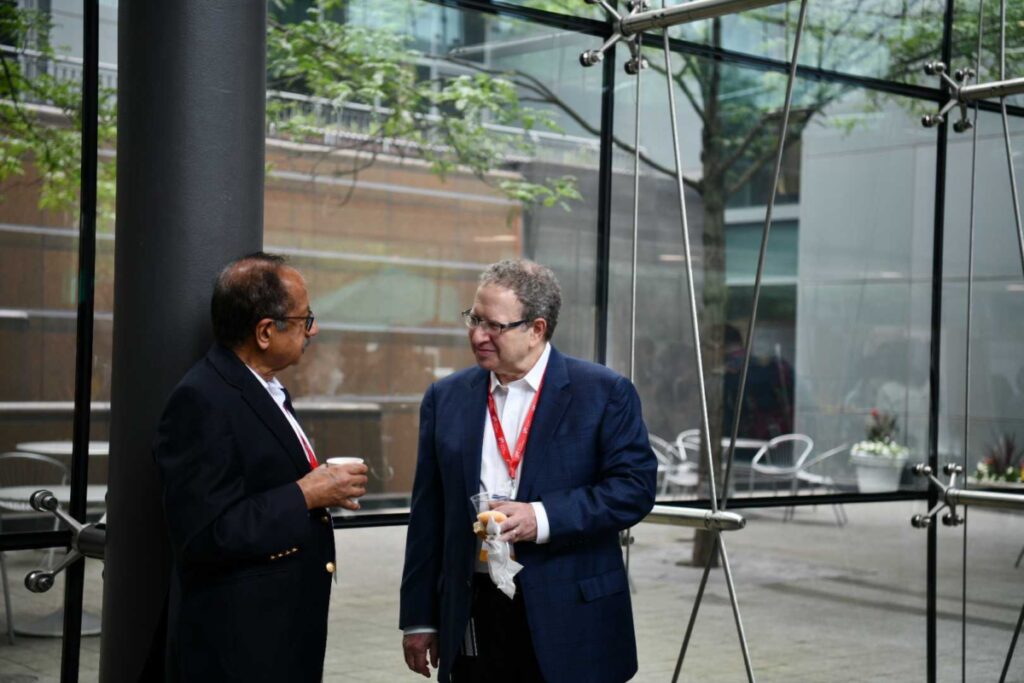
<box><xmin>400</xmin><ymin>259</ymin><xmax>657</xmax><ymax>682</ymax></box>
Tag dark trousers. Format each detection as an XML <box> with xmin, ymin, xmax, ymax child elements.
<box><xmin>452</xmin><ymin>574</ymin><xmax>545</xmax><ymax>683</ymax></box>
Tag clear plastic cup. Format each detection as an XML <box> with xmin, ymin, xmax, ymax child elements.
<box><xmin>470</xmin><ymin>492</ymin><xmax>509</xmax><ymax>532</ymax></box>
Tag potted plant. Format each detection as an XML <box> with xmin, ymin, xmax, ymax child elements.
<box><xmin>849</xmin><ymin>409</ymin><xmax>910</xmax><ymax>493</ymax></box>
<box><xmin>972</xmin><ymin>434</ymin><xmax>1023</xmax><ymax>487</ymax></box>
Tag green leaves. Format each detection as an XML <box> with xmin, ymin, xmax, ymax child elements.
<box><xmin>0</xmin><ymin>5</ymin><xmax>117</xmax><ymax>229</ymax></box>
<box><xmin>266</xmin><ymin>3</ymin><xmax>579</xmax><ymax>210</ymax></box>
<box><xmin>1</xmin><ymin>0</ymin><xmax>581</xmax><ymax>222</ymax></box>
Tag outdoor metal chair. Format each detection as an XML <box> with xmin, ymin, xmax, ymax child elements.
<box><xmin>650</xmin><ymin>433</ymin><xmax>697</xmax><ymax>497</ymax></box>
<box><xmin>748</xmin><ymin>435</ymin><xmax>849</xmax><ymax>527</ymax></box>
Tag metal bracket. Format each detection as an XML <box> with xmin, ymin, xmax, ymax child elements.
<box><xmin>921</xmin><ymin>62</ymin><xmax>975</xmax><ymax>133</ymax></box>
<box><xmin>911</xmin><ymin>462</ymin><xmax>1024</xmax><ymax>529</ymax></box>
<box><xmin>579</xmin><ymin>0</ymin><xmax>649</xmax><ymax>75</ymax></box>
<box><xmin>23</xmin><ymin>489</ymin><xmax>105</xmax><ymax>593</ymax></box>
<box><xmin>921</xmin><ymin>62</ymin><xmax>1024</xmax><ymax>133</ymax></box>
<box><xmin>910</xmin><ymin>463</ymin><xmax>966</xmax><ymax>528</ymax></box>
<box><xmin>645</xmin><ymin>504</ymin><xmax>746</xmax><ymax>531</ymax></box>
<box><xmin>580</xmin><ymin>0</ymin><xmax>793</xmax><ymax>76</ymax></box>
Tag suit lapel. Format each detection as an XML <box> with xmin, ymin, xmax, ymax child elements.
<box><xmin>207</xmin><ymin>345</ymin><xmax>310</xmax><ymax>477</ymax></box>
<box><xmin>515</xmin><ymin>347</ymin><xmax>571</xmax><ymax>502</ymax></box>
<box><xmin>462</xmin><ymin>368</ymin><xmax>489</xmax><ymax>523</ymax></box>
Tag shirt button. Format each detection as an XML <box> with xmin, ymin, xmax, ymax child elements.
<box><xmin>325</xmin><ymin>562</ymin><xmax>336</xmax><ymax>574</ymax></box>
<box><xmin>321</xmin><ymin>515</ymin><xmax>330</xmax><ymax>524</ymax></box>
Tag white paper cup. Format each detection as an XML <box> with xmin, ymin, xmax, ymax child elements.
<box><xmin>326</xmin><ymin>457</ymin><xmax>366</xmax><ymax>516</ymax></box>
<box><xmin>326</xmin><ymin>456</ymin><xmax>365</xmax><ymax>467</ymax></box>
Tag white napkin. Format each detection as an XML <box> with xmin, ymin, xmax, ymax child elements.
<box><xmin>482</xmin><ymin>516</ymin><xmax>523</xmax><ymax>599</ymax></box>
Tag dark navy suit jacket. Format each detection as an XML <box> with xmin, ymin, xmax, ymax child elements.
<box><xmin>400</xmin><ymin>346</ymin><xmax>657</xmax><ymax>683</ymax></box>
<box><xmin>154</xmin><ymin>344</ymin><xmax>336</xmax><ymax>682</ymax></box>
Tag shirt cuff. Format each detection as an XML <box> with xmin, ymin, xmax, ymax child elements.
<box><xmin>403</xmin><ymin>626</ymin><xmax>438</xmax><ymax>635</ymax></box>
<box><xmin>531</xmin><ymin>502</ymin><xmax>550</xmax><ymax>544</ymax></box>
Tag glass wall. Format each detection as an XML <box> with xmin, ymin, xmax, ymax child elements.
<box><xmin>0</xmin><ymin>0</ymin><xmax>115</xmax><ymax>678</ymax></box>
<box><xmin>937</xmin><ymin>110</ymin><xmax>1024</xmax><ymax>682</ymax></box>
<box><xmin>0</xmin><ymin>0</ymin><xmax>1023</xmax><ymax>681</ymax></box>
<box><xmin>265</xmin><ymin>0</ymin><xmax>603</xmax><ymax>507</ymax></box>
<box><xmin>608</xmin><ymin>46</ymin><xmax>938</xmax><ymax>501</ymax></box>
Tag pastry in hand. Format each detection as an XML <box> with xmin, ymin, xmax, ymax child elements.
<box><xmin>473</xmin><ymin>510</ymin><xmax>507</xmax><ymax>539</ymax></box>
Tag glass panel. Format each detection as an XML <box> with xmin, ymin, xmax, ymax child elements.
<box><xmin>502</xmin><ymin>0</ymin><xmax>945</xmax><ymax>88</ymax></box>
<box><xmin>958</xmin><ymin>509</ymin><xmax>1024</xmax><ymax>681</ymax></box>
<box><xmin>950</xmin><ymin>1</ymin><xmax>1024</xmax><ymax>109</ymax></box>
<box><xmin>939</xmin><ymin>110</ymin><xmax>1024</xmax><ymax>680</ymax></box>
<box><xmin>633</xmin><ymin>502</ymin><xmax>929</xmax><ymax>681</ymax></box>
<box><xmin>658</xmin><ymin>1</ymin><xmax>944</xmax><ymax>86</ymax></box>
<box><xmin>0</xmin><ymin>0</ymin><xmax>115</xmax><ymax>677</ymax></box>
<box><xmin>322</xmin><ymin>505</ymin><xmax>934</xmax><ymax>681</ymax></box>
<box><xmin>939</xmin><ymin>110</ymin><xmax>1024</xmax><ymax>466</ymax></box>
<box><xmin>265</xmin><ymin>0</ymin><xmax>603</xmax><ymax>511</ymax></box>
<box><xmin>477</xmin><ymin>0</ymin><xmax>606</xmax><ymax>22</ymax></box>
<box><xmin>610</xmin><ymin>46</ymin><xmax>936</xmax><ymax>502</ymax></box>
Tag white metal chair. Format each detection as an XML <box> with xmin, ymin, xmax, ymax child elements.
<box><xmin>674</xmin><ymin>429</ymin><xmax>701</xmax><ymax>462</ymax></box>
<box><xmin>747</xmin><ymin>435</ymin><xmax>849</xmax><ymax>527</ymax></box>
<box><xmin>650</xmin><ymin>433</ymin><xmax>697</xmax><ymax>497</ymax></box>
<box><xmin>0</xmin><ymin>451</ymin><xmax>70</xmax><ymax>644</ymax></box>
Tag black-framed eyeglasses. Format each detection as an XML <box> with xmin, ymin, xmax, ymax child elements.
<box><xmin>274</xmin><ymin>311</ymin><xmax>315</xmax><ymax>332</ymax></box>
<box><xmin>461</xmin><ymin>308</ymin><xmax>529</xmax><ymax>336</ymax></box>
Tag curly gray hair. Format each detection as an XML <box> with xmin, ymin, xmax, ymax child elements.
<box><xmin>479</xmin><ymin>259</ymin><xmax>561</xmax><ymax>340</ymax></box>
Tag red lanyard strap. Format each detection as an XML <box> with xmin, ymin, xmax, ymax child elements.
<box><xmin>298</xmin><ymin>431</ymin><xmax>318</xmax><ymax>470</ymax></box>
<box><xmin>487</xmin><ymin>375</ymin><xmax>544</xmax><ymax>480</ymax></box>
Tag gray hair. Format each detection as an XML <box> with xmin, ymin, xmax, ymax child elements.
<box><xmin>479</xmin><ymin>259</ymin><xmax>561</xmax><ymax>340</ymax></box>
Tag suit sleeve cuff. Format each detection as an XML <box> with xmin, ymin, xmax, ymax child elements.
<box><xmin>531</xmin><ymin>502</ymin><xmax>550</xmax><ymax>544</ymax></box>
<box><xmin>403</xmin><ymin>626</ymin><xmax>438</xmax><ymax>635</ymax></box>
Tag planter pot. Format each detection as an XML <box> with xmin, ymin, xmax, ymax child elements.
<box><xmin>850</xmin><ymin>449</ymin><xmax>908</xmax><ymax>493</ymax></box>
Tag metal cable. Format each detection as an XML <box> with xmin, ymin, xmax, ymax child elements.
<box><xmin>625</xmin><ymin>34</ymin><xmax>644</xmax><ymax>582</ymax></box>
<box><xmin>720</xmin><ymin>0</ymin><xmax>810</xmax><ymax>509</ymax></box>
<box><xmin>1000</xmin><ymin>587</ymin><xmax>1024</xmax><ymax>683</ymax></box>
<box><xmin>961</xmin><ymin>5</ymin><xmax>984</xmax><ymax>679</ymax></box>
<box><xmin>995</xmin><ymin>6</ymin><xmax>1024</xmax><ymax>679</ymax></box>
<box><xmin>672</xmin><ymin>535</ymin><xmax>717</xmax><ymax>683</ymax></box>
<box><xmin>662</xmin><ymin>13</ymin><xmax>719</xmax><ymax>513</ymax></box>
<box><xmin>661</xmin><ymin>16</ymin><xmax>728</xmax><ymax>678</ymax></box>
<box><xmin>719</xmin><ymin>535</ymin><xmax>755</xmax><ymax>681</ymax></box>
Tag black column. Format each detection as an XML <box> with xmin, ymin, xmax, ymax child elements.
<box><xmin>100</xmin><ymin>2</ymin><xmax>266</xmax><ymax>681</ymax></box>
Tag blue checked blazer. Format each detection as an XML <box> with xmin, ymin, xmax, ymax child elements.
<box><xmin>400</xmin><ymin>346</ymin><xmax>657</xmax><ymax>683</ymax></box>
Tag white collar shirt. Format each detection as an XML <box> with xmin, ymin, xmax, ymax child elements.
<box><xmin>247</xmin><ymin>367</ymin><xmax>317</xmax><ymax>468</ymax></box>
<box><xmin>479</xmin><ymin>342</ymin><xmax>551</xmax><ymax>544</ymax></box>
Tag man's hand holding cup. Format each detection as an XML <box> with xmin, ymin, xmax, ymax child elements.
<box><xmin>297</xmin><ymin>457</ymin><xmax>367</xmax><ymax>510</ymax></box>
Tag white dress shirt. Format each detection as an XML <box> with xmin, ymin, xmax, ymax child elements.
<box><xmin>247</xmin><ymin>367</ymin><xmax>316</xmax><ymax>465</ymax></box>
<box><xmin>404</xmin><ymin>344</ymin><xmax>554</xmax><ymax>635</ymax></box>
<box><xmin>479</xmin><ymin>342</ymin><xmax>551</xmax><ymax>544</ymax></box>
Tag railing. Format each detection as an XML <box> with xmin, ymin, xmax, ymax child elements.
<box><xmin>266</xmin><ymin>89</ymin><xmax>604</xmax><ymax>168</ymax></box>
<box><xmin>1</xmin><ymin>43</ymin><xmax>622</xmax><ymax>171</ymax></box>
<box><xmin>0</xmin><ymin>45</ymin><xmax>118</xmax><ymax>94</ymax></box>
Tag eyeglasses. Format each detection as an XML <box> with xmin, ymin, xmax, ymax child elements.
<box><xmin>461</xmin><ymin>308</ymin><xmax>529</xmax><ymax>336</ymax></box>
<box><xmin>275</xmin><ymin>311</ymin><xmax>316</xmax><ymax>332</ymax></box>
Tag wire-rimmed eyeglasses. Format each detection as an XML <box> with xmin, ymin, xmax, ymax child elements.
<box><xmin>461</xmin><ymin>308</ymin><xmax>529</xmax><ymax>336</ymax></box>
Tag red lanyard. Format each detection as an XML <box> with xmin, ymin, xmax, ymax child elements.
<box><xmin>487</xmin><ymin>375</ymin><xmax>544</xmax><ymax>480</ymax></box>
<box><xmin>298</xmin><ymin>432</ymin><xmax>318</xmax><ymax>470</ymax></box>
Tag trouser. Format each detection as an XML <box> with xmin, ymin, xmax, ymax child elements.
<box><xmin>452</xmin><ymin>574</ymin><xmax>545</xmax><ymax>683</ymax></box>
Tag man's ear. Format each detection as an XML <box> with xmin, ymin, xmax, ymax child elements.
<box><xmin>254</xmin><ymin>318</ymin><xmax>275</xmax><ymax>351</ymax></box>
<box><xmin>530</xmin><ymin>318</ymin><xmax>547</xmax><ymax>344</ymax></box>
